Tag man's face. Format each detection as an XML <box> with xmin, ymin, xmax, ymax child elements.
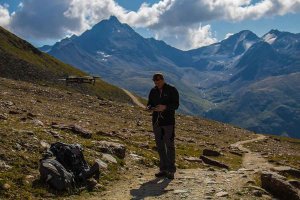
<box><xmin>153</xmin><ymin>77</ymin><xmax>165</xmax><ymax>89</ymax></box>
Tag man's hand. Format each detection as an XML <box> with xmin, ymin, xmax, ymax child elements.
<box><xmin>154</xmin><ymin>105</ymin><xmax>166</xmax><ymax>112</ymax></box>
<box><xmin>145</xmin><ymin>106</ymin><xmax>153</xmax><ymax>112</ymax></box>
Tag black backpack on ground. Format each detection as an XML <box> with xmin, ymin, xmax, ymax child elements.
<box><xmin>39</xmin><ymin>142</ymin><xmax>100</xmax><ymax>191</ymax></box>
<box><xmin>50</xmin><ymin>142</ymin><xmax>90</xmax><ymax>181</ymax></box>
<box><xmin>39</xmin><ymin>158</ymin><xmax>76</xmax><ymax>191</ymax></box>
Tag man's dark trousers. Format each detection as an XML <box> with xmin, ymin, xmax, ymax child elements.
<box><xmin>153</xmin><ymin>125</ymin><xmax>176</xmax><ymax>173</ymax></box>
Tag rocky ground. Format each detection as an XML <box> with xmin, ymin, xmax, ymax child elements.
<box><xmin>0</xmin><ymin>77</ymin><xmax>299</xmax><ymax>200</ymax></box>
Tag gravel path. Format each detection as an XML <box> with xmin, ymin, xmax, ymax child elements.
<box><xmin>86</xmin><ymin>134</ymin><xmax>273</xmax><ymax>200</ymax></box>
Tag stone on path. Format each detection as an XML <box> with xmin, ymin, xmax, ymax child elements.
<box><xmin>215</xmin><ymin>191</ymin><xmax>229</xmax><ymax>197</ymax></box>
<box><xmin>200</xmin><ymin>155</ymin><xmax>229</xmax><ymax>169</ymax></box>
<box><xmin>173</xmin><ymin>189</ymin><xmax>188</xmax><ymax>194</ymax></box>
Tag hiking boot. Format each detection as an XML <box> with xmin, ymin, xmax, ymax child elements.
<box><xmin>166</xmin><ymin>172</ymin><xmax>174</xmax><ymax>179</ymax></box>
<box><xmin>155</xmin><ymin>171</ymin><xmax>167</xmax><ymax>178</ymax></box>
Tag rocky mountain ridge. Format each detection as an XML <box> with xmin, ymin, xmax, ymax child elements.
<box><xmin>40</xmin><ymin>17</ymin><xmax>300</xmax><ymax>138</ymax></box>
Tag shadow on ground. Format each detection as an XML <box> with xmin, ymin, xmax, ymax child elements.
<box><xmin>130</xmin><ymin>178</ymin><xmax>172</xmax><ymax>200</ymax></box>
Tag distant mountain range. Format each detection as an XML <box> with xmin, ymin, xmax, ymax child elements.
<box><xmin>40</xmin><ymin>16</ymin><xmax>300</xmax><ymax>138</ymax></box>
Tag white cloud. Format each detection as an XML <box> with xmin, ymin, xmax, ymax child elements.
<box><xmin>64</xmin><ymin>0</ymin><xmax>127</xmax><ymax>34</ymax></box>
<box><xmin>9</xmin><ymin>0</ymin><xmax>81</xmax><ymax>40</ymax></box>
<box><xmin>224</xmin><ymin>33</ymin><xmax>234</xmax><ymax>39</ymax></box>
<box><xmin>154</xmin><ymin>24</ymin><xmax>217</xmax><ymax>50</ymax></box>
<box><xmin>4</xmin><ymin>0</ymin><xmax>300</xmax><ymax>49</ymax></box>
<box><xmin>0</xmin><ymin>4</ymin><xmax>10</xmax><ymax>28</ymax></box>
<box><xmin>187</xmin><ymin>25</ymin><xmax>217</xmax><ymax>49</ymax></box>
<box><xmin>152</xmin><ymin>0</ymin><xmax>300</xmax><ymax>28</ymax></box>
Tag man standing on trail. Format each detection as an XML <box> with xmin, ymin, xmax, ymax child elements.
<box><xmin>147</xmin><ymin>73</ymin><xmax>179</xmax><ymax>179</ymax></box>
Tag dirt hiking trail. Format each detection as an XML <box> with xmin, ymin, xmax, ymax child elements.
<box><xmin>122</xmin><ymin>89</ymin><xmax>145</xmax><ymax>108</ymax></box>
<box><xmin>86</xmin><ymin>134</ymin><xmax>273</xmax><ymax>200</ymax></box>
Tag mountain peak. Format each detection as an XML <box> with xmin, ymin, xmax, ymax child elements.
<box><xmin>91</xmin><ymin>16</ymin><xmax>123</xmax><ymax>32</ymax></box>
<box><xmin>268</xmin><ymin>29</ymin><xmax>281</xmax><ymax>36</ymax></box>
<box><xmin>217</xmin><ymin>30</ymin><xmax>259</xmax><ymax>56</ymax></box>
<box><xmin>262</xmin><ymin>30</ymin><xmax>282</xmax><ymax>44</ymax></box>
<box><xmin>223</xmin><ymin>30</ymin><xmax>258</xmax><ymax>43</ymax></box>
<box><xmin>108</xmin><ymin>16</ymin><xmax>120</xmax><ymax>23</ymax></box>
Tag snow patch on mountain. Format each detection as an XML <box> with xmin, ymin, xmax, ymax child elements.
<box><xmin>263</xmin><ymin>33</ymin><xmax>277</xmax><ymax>44</ymax></box>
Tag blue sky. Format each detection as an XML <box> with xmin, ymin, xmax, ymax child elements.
<box><xmin>1</xmin><ymin>0</ymin><xmax>300</xmax><ymax>50</ymax></box>
<box><xmin>1</xmin><ymin>0</ymin><xmax>159</xmax><ymax>12</ymax></box>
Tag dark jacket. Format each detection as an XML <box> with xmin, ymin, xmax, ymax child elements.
<box><xmin>147</xmin><ymin>83</ymin><xmax>179</xmax><ymax>126</ymax></box>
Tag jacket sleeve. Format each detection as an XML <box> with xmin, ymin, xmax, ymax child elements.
<box><xmin>166</xmin><ymin>87</ymin><xmax>179</xmax><ymax>111</ymax></box>
<box><xmin>147</xmin><ymin>89</ymin><xmax>154</xmax><ymax>107</ymax></box>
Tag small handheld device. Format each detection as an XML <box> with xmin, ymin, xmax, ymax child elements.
<box><xmin>146</xmin><ymin>105</ymin><xmax>156</xmax><ymax>110</ymax></box>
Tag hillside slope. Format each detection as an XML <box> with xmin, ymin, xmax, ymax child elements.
<box><xmin>0</xmin><ymin>26</ymin><xmax>131</xmax><ymax>103</ymax></box>
<box><xmin>0</xmin><ymin>77</ymin><xmax>299</xmax><ymax>200</ymax></box>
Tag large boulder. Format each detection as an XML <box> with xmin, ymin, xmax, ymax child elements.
<box><xmin>261</xmin><ymin>171</ymin><xmax>300</xmax><ymax>200</ymax></box>
<box><xmin>94</xmin><ymin>141</ymin><xmax>126</xmax><ymax>159</ymax></box>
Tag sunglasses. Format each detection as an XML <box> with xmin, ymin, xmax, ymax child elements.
<box><xmin>153</xmin><ymin>78</ymin><xmax>162</xmax><ymax>82</ymax></box>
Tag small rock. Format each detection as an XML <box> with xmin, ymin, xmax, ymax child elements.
<box><xmin>136</xmin><ymin>120</ymin><xmax>142</xmax><ymax>126</ymax></box>
<box><xmin>2</xmin><ymin>183</ymin><xmax>11</xmax><ymax>190</ymax></box>
<box><xmin>208</xmin><ymin>167</ymin><xmax>215</xmax><ymax>171</ymax></box>
<box><xmin>52</xmin><ymin>123</ymin><xmax>92</xmax><ymax>138</ymax></box>
<box><xmin>289</xmin><ymin>179</ymin><xmax>300</xmax><ymax>189</ymax></box>
<box><xmin>33</xmin><ymin>119</ymin><xmax>44</xmax><ymax>127</ymax></box>
<box><xmin>25</xmin><ymin>175</ymin><xmax>34</xmax><ymax>180</ymax></box>
<box><xmin>40</xmin><ymin>141</ymin><xmax>50</xmax><ymax>149</ymax></box>
<box><xmin>102</xmin><ymin>153</ymin><xmax>117</xmax><ymax>164</ymax></box>
<box><xmin>200</xmin><ymin>155</ymin><xmax>229</xmax><ymax>169</ymax></box>
<box><xmin>206</xmin><ymin>180</ymin><xmax>217</xmax><ymax>184</ymax></box>
<box><xmin>15</xmin><ymin>143</ymin><xmax>22</xmax><ymax>150</ymax></box>
<box><xmin>130</xmin><ymin>153</ymin><xmax>143</xmax><ymax>161</ymax></box>
<box><xmin>27</xmin><ymin>113</ymin><xmax>37</xmax><ymax>118</ymax></box>
<box><xmin>246</xmin><ymin>180</ymin><xmax>256</xmax><ymax>185</ymax></box>
<box><xmin>96</xmin><ymin>131</ymin><xmax>115</xmax><ymax>137</ymax></box>
<box><xmin>0</xmin><ymin>114</ymin><xmax>8</xmax><ymax>120</ymax></box>
<box><xmin>95</xmin><ymin>141</ymin><xmax>126</xmax><ymax>159</ymax></box>
<box><xmin>203</xmin><ymin>149</ymin><xmax>221</xmax><ymax>157</ymax></box>
<box><xmin>20</xmin><ymin>130</ymin><xmax>34</xmax><ymax>135</ymax></box>
<box><xmin>138</xmin><ymin>142</ymin><xmax>149</xmax><ymax>149</ymax></box>
<box><xmin>0</xmin><ymin>160</ymin><xmax>12</xmax><ymax>170</ymax></box>
<box><xmin>253</xmin><ymin>190</ymin><xmax>263</xmax><ymax>197</ymax></box>
<box><xmin>184</xmin><ymin>156</ymin><xmax>202</xmax><ymax>162</ymax></box>
<box><xmin>95</xmin><ymin>159</ymin><xmax>108</xmax><ymax>170</ymax></box>
<box><xmin>9</xmin><ymin>110</ymin><xmax>21</xmax><ymax>115</ymax></box>
<box><xmin>215</xmin><ymin>191</ymin><xmax>229</xmax><ymax>197</ymax></box>
<box><xmin>174</xmin><ymin>189</ymin><xmax>188</xmax><ymax>194</ymax></box>
<box><xmin>4</xmin><ymin>101</ymin><xmax>14</xmax><ymax>107</ymax></box>
<box><xmin>47</xmin><ymin>130</ymin><xmax>62</xmax><ymax>139</ymax></box>
<box><xmin>229</xmin><ymin>150</ymin><xmax>243</xmax><ymax>156</ymax></box>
